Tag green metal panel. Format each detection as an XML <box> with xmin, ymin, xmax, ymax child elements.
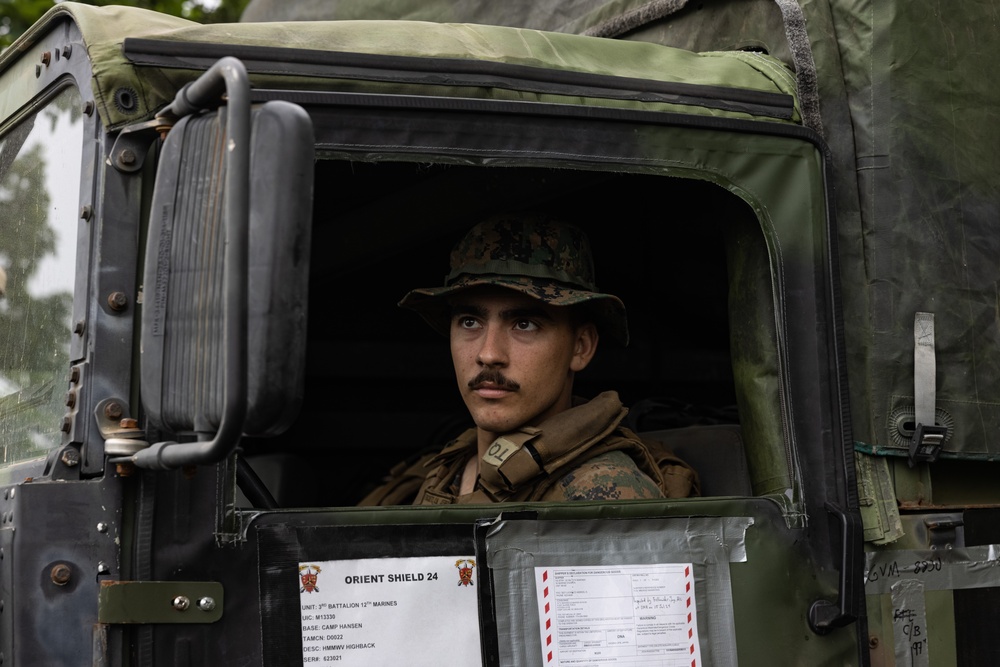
<box><xmin>98</xmin><ymin>581</ymin><xmax>224</xmax><ymax>624</ymax></box>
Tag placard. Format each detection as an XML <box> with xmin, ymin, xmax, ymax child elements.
<box><xmin>534</xmin><ymin>564</ymin><xmax>701</xmax><ymax>666</ymax></box>
<box><xmin>299</xmin><ymin>555</ymin><xmax>482</xmax><ymax>666</ymax></box>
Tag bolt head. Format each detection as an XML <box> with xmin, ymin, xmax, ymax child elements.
<box><xmin>104</xmin><ymin>402</ymin><xmax>124</xmax><ymax>421</ymax></box>
<box><xmin>96</xmin><ymin>522</ymin><xmax>108</xmax><ymax>533</ymax></box>
<box><xmin>107</xmin><ymin>292</ymin><xmax>128</xmax><ymax>312</ymax></box>
<box><xmin>97</xmin><ymin>562</ymin><xmax>110</xmax><ymax>575</ymax></box>
<box><xmin>172</xmin><ymin>595</ymin><xmax>191</xmax><ymax>611</ymax></box>
<box><xmin>197</xmin><ymin>597</ymin><xmax>216</xmax><ymax>612</ymax></box>
<box><xmin>60</xmin><ymin>447</ymin><xmax>80</xmax><ymax>467</ymax></box>
<box><xmin>50</xmin><ymin>563</ymin><xmax>72</xmax><ymax>586</ymax></box>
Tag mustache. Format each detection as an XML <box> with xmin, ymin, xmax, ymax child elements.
<box><xmin>469</xmin><ymin>369</ymin><xmax>520</xmax><ymax>391</ymax></box>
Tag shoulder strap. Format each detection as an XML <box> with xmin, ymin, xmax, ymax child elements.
<box><xmin>358</xmin><ymin>430</ymin><xmax>476</xmax><ymax>506</ymax></box>
<box><xmin>356</xmin><ymin>454</ymin><xmax>437</xmax><ymax>506</ymax></box>
<box><xmin>524</xmin><ymin>429</ymin><xmax>662</xmax><ymax>500</ymax></box>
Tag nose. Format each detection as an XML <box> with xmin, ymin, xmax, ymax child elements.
<box><xmin>476</xmin><ymin>324</ymin><xmax>508</xmax><ymax>367</ymax></box>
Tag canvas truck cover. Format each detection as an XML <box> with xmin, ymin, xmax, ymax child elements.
<box><xmin>241</xmin><ymin>0</ymin><xmax>1000</xmax><ymax>466</ymax></box>
<box><xmin>1</xmin><ymin>1</ymin><xmax>801</xmax><ymax>135</ymax></box>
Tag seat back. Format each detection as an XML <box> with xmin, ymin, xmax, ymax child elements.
<box><xmin>642</xmin><ymin>424</ymin><xmax>751</xmax><ymax>497</ymax></box>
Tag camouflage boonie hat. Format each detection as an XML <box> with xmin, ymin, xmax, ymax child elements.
<box><xmin>400</xmin><ymin>213</ymin><xmax>629</xmax><ymax>345</ymax></box>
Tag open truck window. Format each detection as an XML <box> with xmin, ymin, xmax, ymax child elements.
<box><xmin>243</xmin><ymin>160</ymin><xmax>755</xmax><ymax>507</ymax></box>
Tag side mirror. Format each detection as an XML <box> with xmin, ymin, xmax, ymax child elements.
<box><xmin>134</xmin><ymin>58</ymin><xmax>314</xmax><ymax>469</ymax></box>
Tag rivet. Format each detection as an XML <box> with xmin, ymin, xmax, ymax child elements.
<box><xmin>65</xmin><ymin>391</ymin><xmax>76</xmax><ymax>409</ymax></box>
<box><xmin>97</xmin><ymin>562</ymin><xmax>109</xmax><ymax>575</ymax></box>
<box><xmin>60</xmin><ymin>417</ymin><xmax>73</xmax><ymax>434</ymax></box>
<box><xmin>62</xmin><ymin>44</ymin><xmax>73</xmax><ymax>59</ymax></box>
<box><xmin>40</xmin><ymin>51</ymin><xmax>51</xmax><ymax>66</ymax></box>
<box><xmin>73</xmin><ymin>321</ymin><xmax>85</xmax><ymax>336</ymax></box>
<box><xmin>80</xmin><ymin>205</ymin><xmax>92</xmax><ymax>221</ymax></box>
<box><xmin>172</xmin><ymin>595</ymin><xmax>191</xmax><ymax>612</ymax></box>
<box><xmin>82</xmin><ymin>101</ymin><xmax>94</xmax><ymax>116</ymax></box>
<box><xmin>96</xmin><ymin>522</ymin><xmax>108</xmax><ymax>533</ymax></box>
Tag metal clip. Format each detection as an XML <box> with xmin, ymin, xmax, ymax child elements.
<box><xmin>907</xmin><ymin>423</ymin><xmax>947</xmax><ymax>467</ymax></box>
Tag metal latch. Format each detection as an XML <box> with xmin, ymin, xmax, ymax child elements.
<box><xmin>908</xmin><ymin>423</ymin><xmax>947</xmax><ymax>466</ymax></box>
<box><xmin>98</xmin><ymin>581</ymin><xmax>223</xmax><ymax>624</ymax></box>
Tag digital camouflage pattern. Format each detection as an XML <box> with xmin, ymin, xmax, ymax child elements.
<box><xmin>399</xmin><ymin>214</ymin><xmax>629</xmax><ymax>345</ymax></box>
<box><xmin>360</xmin><ymin>421</ymin><xmax>665</xmax><ymax>505</ymax></box>
<box><xmin>359</xmin><ymin>391</ymin><xmax>696</xmax><ymax>506</ymax></box>
<box><xmin>540</xmin><ymin>451</ymin><xmax>663</xmax><ymax>501</ymax></box>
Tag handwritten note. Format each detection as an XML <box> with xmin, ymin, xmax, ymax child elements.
<box><xmin>535</xmin><ymin>564</ymin><xmax>701</xmax><ymax>666</ymax></box>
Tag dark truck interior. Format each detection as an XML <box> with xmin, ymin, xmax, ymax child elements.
<box><xmin>239</xmin><ymin>159</ymin><xmax>761</xmax><ymax>507</ymax></box>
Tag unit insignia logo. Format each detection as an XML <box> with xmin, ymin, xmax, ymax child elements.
<box><xmin>299</xmin><ymin>564</ymin><xmax>322</xmax><ymax>593</ymax></box>
<box><xmin>455</xmin><ymin>559</ymin><xmax>476</xmax><ymax>587</ymax></box>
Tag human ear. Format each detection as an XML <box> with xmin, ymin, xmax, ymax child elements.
<box><xmin>570</xmin><ymin>323</ymin><xmax>599</xmax><ymax>372</ymax></box>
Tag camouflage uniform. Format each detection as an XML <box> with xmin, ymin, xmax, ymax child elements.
<box><xmin>361</xmin><ymin>391</ymin><xmax>675</xmax><ymax>505</ymax></box>
<box><xmin>362</xmin><ymin>214</ymin><xmax>696</xmax><ymax>506</ymax></box>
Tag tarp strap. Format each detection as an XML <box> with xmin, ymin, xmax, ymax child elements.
<box><xmin>909</xmin><ymin>312</ymin><xmax>945</xmax><ymax>466</ymax></box>
<box><xmin>855</xmin><ymin>451</ymin><xmax>903</xmax><ymax>544</ymax></box>
<box><xmin>774</xmin><ymin>0</ymin><xmax>823</xmax><ymax>135</ymax></box>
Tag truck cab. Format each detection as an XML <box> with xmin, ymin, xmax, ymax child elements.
<box><xmin>0</xmin><ymin>2</ymin><xmax>997</xmax><ymax>665</ymax></box>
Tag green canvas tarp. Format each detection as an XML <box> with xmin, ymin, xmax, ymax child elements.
<box><xmin>9</xmin><ymin>0</ymin><xmax>998</xmax><ymax>461</ymax></box>
<box><xmin>243</xmin><ymin>0</ymin><xmax>1000</xmax><ymax>462</ymax></box>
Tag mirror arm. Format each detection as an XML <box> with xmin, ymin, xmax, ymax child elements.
<box><xmin>131</xmin><ymin>57</ymin><xmax>250</xmax><ymax>470</ymax></box>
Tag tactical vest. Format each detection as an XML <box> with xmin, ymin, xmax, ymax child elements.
<box><xmin>359</xmin><ymin>391</ymin><xmax>700</xmax><ymax>506</ymax></box>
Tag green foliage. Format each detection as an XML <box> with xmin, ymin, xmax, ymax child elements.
<box><xmin>0</xmin><ymin>0</ymin><xmax>252</xmax><ymax>51</ymax></box>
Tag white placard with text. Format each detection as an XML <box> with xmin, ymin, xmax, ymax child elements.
<box><xmin>298</xmin><ymin>555</ymin><xmax>482</xmax><ymax>666</ymax></box>
<box><xmin>534</xmin><ymin>563</ymin><xmax>701</xmax><ymax>667</ymax></box>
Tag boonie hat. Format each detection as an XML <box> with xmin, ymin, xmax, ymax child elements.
<box><xmin>399</xmin><ymin>213</ymin><xmax>629</xmax><ymax>345</ymax></box>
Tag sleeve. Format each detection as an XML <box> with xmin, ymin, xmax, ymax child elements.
<box><xmin>539</xmin><ymin>451</ymin><xmax>665</xmax><ymax>502</ymax></box>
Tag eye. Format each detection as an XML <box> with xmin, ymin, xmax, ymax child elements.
<box><xmin>455</xmin><ymin>316</ymin><xmax>481</xmax><ymax>330</ymax></box>
<box><xmin>513</xmin><ymin>319</ymin><xmax>538</xmax><ymax>332</ymax></box>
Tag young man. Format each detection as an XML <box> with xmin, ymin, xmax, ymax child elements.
<box><xmin>360</xmin><ymin>213</ymin><xmax>697</xmax><ymax>505</ymax></box>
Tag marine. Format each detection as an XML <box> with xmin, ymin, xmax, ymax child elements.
<box><xmin>361</xmin><ymin>213</ymin><xmax>697</xmax><ymax>505</ymax></box>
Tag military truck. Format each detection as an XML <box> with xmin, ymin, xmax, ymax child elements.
<box><xmin>0</xmin><ymin>1</ymin><xmax>996</xmax><ymax>665</ymax></box>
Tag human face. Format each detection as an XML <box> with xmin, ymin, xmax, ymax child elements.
<box><xmin>449</xmin><ymin>287</ymin><xmax>598</xmax><ymax>443</ymax></box>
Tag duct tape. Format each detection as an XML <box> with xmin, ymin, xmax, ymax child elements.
<box><xmin>864</xmin><ymin>545</ymin><xmax>1000</xmax><ymax>595</ymax></box>
<box><xmin>890</xmin><ymin>579</ymin><xmax>929</xmax><ymax>667</ymax></box>
<box><xmin>483</xmin><ymin>516</ymin><xmax>752</xmax><ymax>667</ymax></box>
